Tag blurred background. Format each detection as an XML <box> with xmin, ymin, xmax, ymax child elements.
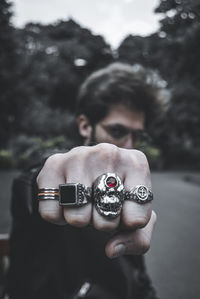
<box><xmin>0</xmin><ymin>0</ymin><xmax>200</xmax><ymax>298</ymax></box>
<box><xmin>1</xmin><ymin>0</ymin><xmax>200</xmax><ymax>169</ymax></box>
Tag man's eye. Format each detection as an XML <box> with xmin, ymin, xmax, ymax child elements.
<box><xmin>107</xmin><ymin>127</ymin><xmax>127</xmax><ymax>138</ymax></box>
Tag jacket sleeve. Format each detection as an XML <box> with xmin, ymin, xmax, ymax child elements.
<box><xmin>8</xmin><ymin>150</ymin><xmax>71</xmax><ymax>299</ymax></box>
<box><xmin>11</xmin><ymin>167</ymin><xmax>40</xmax><ymax>220</ymax></box>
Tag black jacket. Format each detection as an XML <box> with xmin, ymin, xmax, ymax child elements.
<box><xmin>8</xmin><ymin>159</ymin><xmax>158</xmax><ymax>299</ymax></box>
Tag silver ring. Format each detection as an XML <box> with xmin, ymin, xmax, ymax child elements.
<box><xmin>38</xmin><ymin>188</ymin><xmax>59</xmax><ymax>200</ymax></box>
<box><xmin>93</xmin><ymin>173</ymin><xmax>125</xmax><ymax>219</ymax></box>
<box><xmin>59</xmin><ymin>183</ymin><xmax>92</xmax><ymax>206</ymax></box>
<box><xmin>125</xmin><ymin>185</ymin><xmax>153</xmax><ymax>204</ymax></box>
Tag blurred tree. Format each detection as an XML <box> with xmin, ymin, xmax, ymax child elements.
<box><xmin>154</xmin><ymin>83</ymin><xmax>200</xmax><ymax>168</ymax></box>
<box><xmin>15</xmin><ymin>19</ymin><xmax>114</xmax><ymax>139</ymax></box>
<box><xmin>1</xmin><ymin>0</ymin><xmax>199</xmax><ymax>169</ymax></box>
<box><xmin>155</xmin><ymin>0</ymin><xmax>200</xmax><ymax>35</ymax></box>
<box><xmin>118</xmin><ymin>0</ymin><xmax>200</xmax><ymax>168</ymax></box>
<box><xmin>118</xmin><ymin>35</ymin><xmax>150</xmax><ymax>66</ymax></box>
<box><xmin>0</xmin><ymin>0</ymin><xmax>18</xmax><ymax>146</ymax></box>
<box><xmin>154</xmin><ymin>0</ymin><xmax>200</xmax><ymax>82</ymax></box>
<box><xmin>152</xmin><ymin>0</ymin><xmax>200</xmax><ymax>168</ymax></box>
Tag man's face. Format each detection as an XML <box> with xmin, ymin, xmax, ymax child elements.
<box><xmin>83</xmin><ymin>104</ymin><xmax>146</xmax><ymax>149</ymax></box>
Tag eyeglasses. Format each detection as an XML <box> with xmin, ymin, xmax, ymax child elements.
<box><xmin>100</xmin><ymin>124</ymin><xmax>152</xmax><ymax>146</ymax></box>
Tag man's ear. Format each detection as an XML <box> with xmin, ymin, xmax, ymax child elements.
<box><xmin>77</xmin><ymin>114</ymin><xmax>92</xmax><ymax>141</ymax></box>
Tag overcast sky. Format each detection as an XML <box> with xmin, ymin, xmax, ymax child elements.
<box><xmin>12</xmin><ymin>0</ymin><xmax>162</xmax><ymax>48</ymax></box>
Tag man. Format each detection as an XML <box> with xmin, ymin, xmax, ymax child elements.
<box><xmin>9</xmin><ymin>63</ymin><xmax>165</xmax><ymax>299</ymax></box>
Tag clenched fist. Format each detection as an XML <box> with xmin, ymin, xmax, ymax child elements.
<box><xmin>37</xmin><ymin>143</ymin><xmax>156</xmax><ymax>258</ymax></box>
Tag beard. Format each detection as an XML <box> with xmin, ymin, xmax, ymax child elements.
<box><xmin>87</xmin><ymin>126</ymin><xmax>98</xmax><ymax>146</ymax></box>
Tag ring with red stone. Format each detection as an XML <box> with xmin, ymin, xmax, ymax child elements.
<box><xmin>93</xmin><ymin>173</ymin><xmax>125</xmax><ymax>219</ymax></box>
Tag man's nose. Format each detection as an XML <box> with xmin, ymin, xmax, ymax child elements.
<box><xmin>123</xmin><ymin>135</ymin><xmax>135</xmax><ymax>149</ymax></box>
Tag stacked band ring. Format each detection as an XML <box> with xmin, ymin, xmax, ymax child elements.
<box><xmin>38</xmin><ymin>188</ymin><xmax>59</xmax><ymax>200</ymax></box>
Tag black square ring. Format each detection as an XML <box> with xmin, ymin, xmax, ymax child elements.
<box><xmin>59</xmin><ymin>183</ymin><xmax>92</xmax><ymax>206</ymax></box>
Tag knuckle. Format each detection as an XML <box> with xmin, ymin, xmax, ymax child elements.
<box><xmin>130</xmin><ymin>150</ymin><xmax>149</xmax><ymax>168</ymax></box>
<box><xmin>67</xmin><ymin>146</ymin><xmax>91</xmax><ymax>165</ymax></box>
<box><xmin>136</xmin><ymin>151</ymin><xmax>149</xmax><ymax>169</ymax></box>
<box><xmin>64</xmin><ymin>213</ymin><xmax>90</xmax><ymax>227</ymax></box>
<box><xmin>135</xmin><ymin>149</ymin><xmax>147</xmax><ymax>160</ymax></box>
<box><xmin>94</xmin><ymin>220</ymin><xmax>117</xmax><ymax>232</ymax></box>
<box><xmin>124</xmin><ymin>215</ymin><xmax>149</xmax><ymax>229</ymax></box>
<box><xmin>36</xmin><ymin>153</ymin><xmax>64</xmax><ymax>185</ymax></box>
<box><xmin>39</xmin><ymin>208</ymin><xmax>61</xmax><ymax>223</ymax></box>
<box><xmin>45</xmin><ymin>153</ymin><xmax>63</xmax><ymax>167</ymax></box>
<box><xmin>43</xmin><ymin>153</ymin><xmax>64</xmax><ymax>174</ymax></box>
<box><xmin>139</xmin><ymin>237</ymin><xmax>150</xmax><ymax>254</ymax></box>
<box><xmin>95</xmin><ymin>143</ymin><xmax>120</xmax><ymax>163</ymax></box>
<box><xmin>135</xmin><ymin>215</ymin><xmax>149</xmax><ymax>228</ymax></box>
<box><xmin>68</xmin><ymin>145</ymin><xmax>88</xmax><ymax>156</ymax></box>
<box><xmin>36</xmin><ymin>171</ymin><xmax>42</xmax><ymax>185</ymax></box>
<box><xmin>152</xmin><ymin>210</ymin><xmax>157</xmax><ymax>223</ymax></box>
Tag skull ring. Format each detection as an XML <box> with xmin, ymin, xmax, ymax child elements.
<box><xmin>93</xmin><ymin>173</ymin><xmax>125</xmax><ymax>219</ymax></box>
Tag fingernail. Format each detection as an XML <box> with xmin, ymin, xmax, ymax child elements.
<box><xmin>112</xmin><ymin>244</ymin><xmax>126</xmax><ymax>258</ymax></box>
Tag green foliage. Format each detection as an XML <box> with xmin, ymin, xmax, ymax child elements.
<box><xmin>0</xmin><ymin>134</ymin><xmax>74</xmax><ymax>169</ymax></box>
<box><xmin>1</xmin><ymin>0</ymin><xmax>200</xmax><ymax>169</ymax></box>
<box><xmin>137</xmin><ymin>142</ymin><xmax>163</xmax><ymax>170</ymax></box>
<box><xmin>40</xmin><ymin>136</ymin><xmax>68</xmax><ymax>149</ymax></box>
<box><xmin>0</xmin><ymin>150</ymin><xmax>15</xmax><ymax>169</ymax></box>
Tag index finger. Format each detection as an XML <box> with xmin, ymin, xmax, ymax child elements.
<box><xmin>37</xmin><ymin>154</ymin><xmax>66</xmax><ymax>225</ymax></box>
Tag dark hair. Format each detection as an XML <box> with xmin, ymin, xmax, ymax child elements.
<box><xmin>76</xmin><ymin>62</ymin><xmax>169</xmax><ymax>127</ymax></box>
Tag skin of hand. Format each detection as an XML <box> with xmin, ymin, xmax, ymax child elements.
<box><xmin>37</xmin><ymin>143</ymin><xmax>157</xmax><ymax>259</ymax></box>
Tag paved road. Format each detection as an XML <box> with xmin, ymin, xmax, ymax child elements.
<box><xmin>146</xmin><ymin>171</ymin><xmax>200</xmax><ymax>299</ymax></box>
<box><xmin>0</xmin><ymin>170</ymin><xmax>200</xmax><ymax>298</ymax></box>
